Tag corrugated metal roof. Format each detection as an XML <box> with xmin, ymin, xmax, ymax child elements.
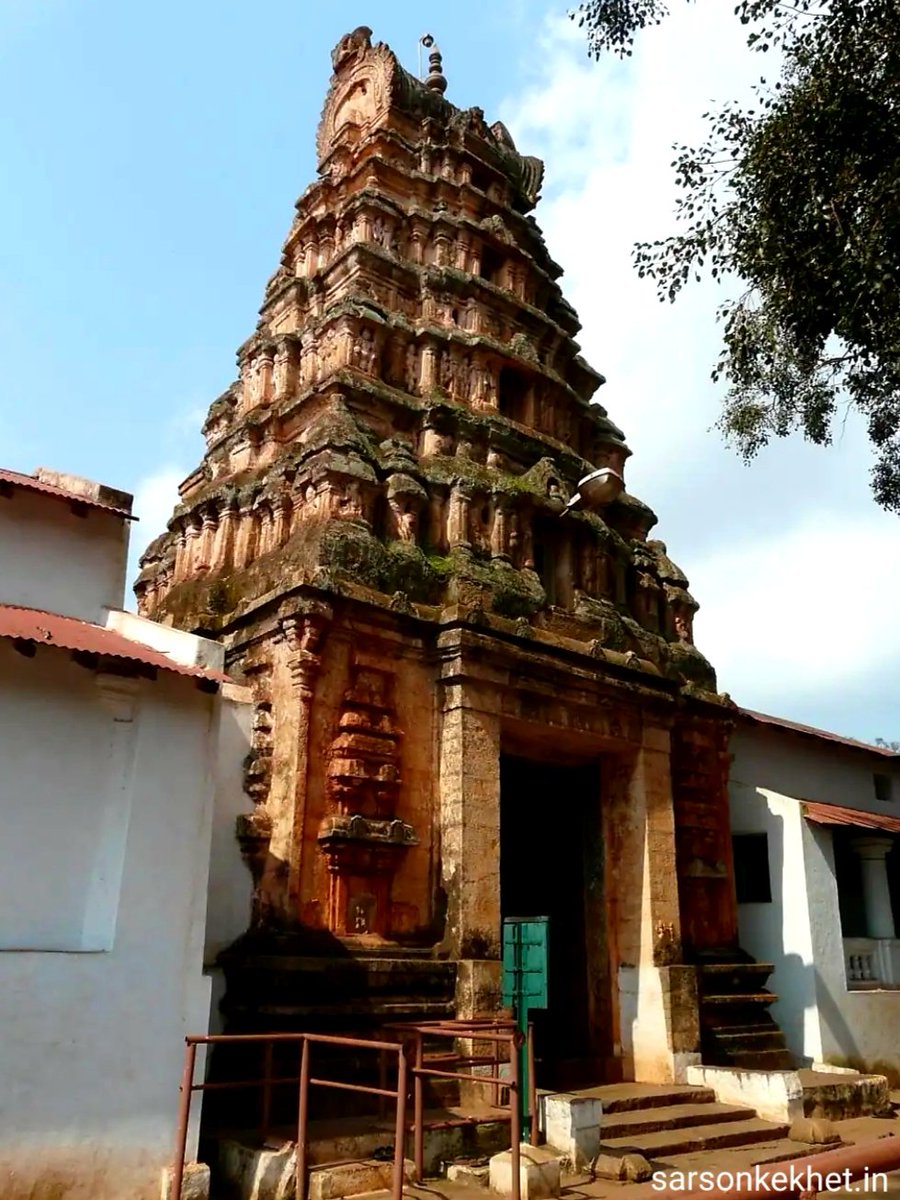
<box><xmin>0</xmin><ymin>468</ymin><xmax>135</xmax><ymax>519</ymax></box>
<box><xmin>0</xmin><ymin>604</ymin><xmax>227</xmax><ymax>687</ymax></box>
<box><xmin>803</xmin><ymin>801</ymin><xmax>900</xmax><ymax>834</ymax></box>
<box><xmin>739</xmin><ymin>707</ymin><xmax>897</xmax><ymax>760</ymax></box>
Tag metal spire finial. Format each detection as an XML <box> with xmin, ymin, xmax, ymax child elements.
<box><xmin>419</xmin><ymin>33</ymin><xmax>447</xmax><ymax>94</ymax></box>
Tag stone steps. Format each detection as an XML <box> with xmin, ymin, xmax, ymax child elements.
<box><xmin>601</xmin><ymin>1102</ymin><xmax>755</xmax><ymax>1139</ymax></box>
<box><xmin>695</xmin><ymin>956</ymin><xmax>794</xmax><ymax>1070</ymax></box>
<box><xmin>599</xmin><ymin>1116</ymin><xmax>791</xmax><ymax>1159</ymax></box>
<box><xmin>701</xmin><ymin>992</ymin><xmax>777</xmax><ymax>1007</ymax></box>
<box><xmin>799</xmin><ymin>1069</ymin><xmax>890</xmax><ymax>1119</ymax></box>
<box><xmin>591</xmin><ymin>1084</ymin><xmax>717</xmax><ymax>1114</ymax></box>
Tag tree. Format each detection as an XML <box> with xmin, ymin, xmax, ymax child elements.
<box><xmin>572</xmin><ymin>1</ymin><xmax>900</xmax><ymax>511</ymax></box>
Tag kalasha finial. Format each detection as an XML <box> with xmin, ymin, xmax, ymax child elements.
<box><xmin>420</xmin><ymin>33</ymin><xmax>447</xmax><ymax>94</ymax></box>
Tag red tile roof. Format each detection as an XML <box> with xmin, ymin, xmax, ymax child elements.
<box><xmin>0</xmin><ymin>604</ymin><xmax>228</xmax><ymax>687</ymax></box>
<box><xmin>0</xmin><ymin>468</ymin><xmax>135</xmax><ymax>519</ymax></box>
<box><xmin>739</xmin><ymin>707</ymin><xmax>898</xmax><ymax>760</ymax></box>
<box><xmin>803</xmin><ymin>801</ymin><xmax>900</xmax><ymax>834</ymax></box>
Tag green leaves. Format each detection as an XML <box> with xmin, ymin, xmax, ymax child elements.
<box><xmin>575</xmin><ymin>0</ymin><xmax>900</xmax><ymax>511</ymax></box>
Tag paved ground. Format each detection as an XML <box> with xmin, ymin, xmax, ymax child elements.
<box><xmin>352</xmin><ymin>1111</ymin><xmax>900</xmax><ymax>1200</ymax></box>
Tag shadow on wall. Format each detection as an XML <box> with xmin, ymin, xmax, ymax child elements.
<box><xmin>736</xmin><ymin>796</ymin><xmax>823</xmax><ymax>1063</ymax></box>
<box><xmin>744</xmin><ymin>800</ymin><xmax>894</xmax><ymax>1076</ymax></box>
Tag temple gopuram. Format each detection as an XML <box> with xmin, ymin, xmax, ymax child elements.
<box><xmin>136</xmin><ymin>27</ymin><xmax>790</xmax><ymax>1086</ymax></box>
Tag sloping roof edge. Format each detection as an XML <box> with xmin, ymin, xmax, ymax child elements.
<box><xmin>0</xmin><ymin>604</ymin><xmax>228</xmax><ymax>687</ymax></box>
<box><xmin>803</xmin><ymin>801</ymin><xmax>900</xmax><ymax>834</ymax></box>
<box><xmin>0</xmin><ymin>468</ymin><xmax>135</xmax><ymax>519</ymax></box>
<box><xmin>739</xmin><ymin>707</ymin><xmax>898</xmax><ymax>760</ymax></box>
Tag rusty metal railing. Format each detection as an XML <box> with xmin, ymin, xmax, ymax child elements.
<box><xmin>171</xmin><ymin>1032</ymin><xmax>408</xmax><ymax>1200</ymax></box>
<box><xmin>387</xmin><ymin>1018</ymin><xmax>533</xmax><ymax>1200</ymax></box>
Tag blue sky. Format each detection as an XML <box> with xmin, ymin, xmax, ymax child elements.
<box><xmin>0</xmin><ymin>0</ymin><xmax>550</xmax><ymax>486</ymax></box>
<box><xmin>2</xmin><ymin>0</ymin><xmax>899</xmax><ymax>741</ymax></box>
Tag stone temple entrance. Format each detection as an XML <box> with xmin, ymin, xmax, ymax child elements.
<box><xmin>135</xmin><ymin>24</ymin><xmax>795</xmax><ymax>1090</ymax></box>
<box><xmin>500</xmin><ymin>754</ymin><xmax>610</xmax><ymax>1090</ymax></box>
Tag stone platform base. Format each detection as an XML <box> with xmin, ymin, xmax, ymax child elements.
<box><xmin>800</xmin><ymin>1068</ymin><xmax>891</xmax><ymax>1120</ymax></box>
<box><xmin>489</xmin><ymin>1145</ymin><xmax>563</xmax><ymax>1199</ymax></box>
<box><xmin>213</xmin><ymin>1108</ymin><xmax>511</xmax><ymax>1200</ymax></box>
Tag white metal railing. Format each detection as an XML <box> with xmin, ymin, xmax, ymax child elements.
<box><xmin>844</xmin><ymin>938</ymin><xmax>900</xmax><ymax>988</ymax></box>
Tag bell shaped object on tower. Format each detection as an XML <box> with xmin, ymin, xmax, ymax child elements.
<box><xmin>563</xmin><ymin>467</ymin><xmax>625</xmax><ymax>514</ymax></box>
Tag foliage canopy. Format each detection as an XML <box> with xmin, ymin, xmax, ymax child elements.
<box><xmin>573</xmin><ymin>1</ymin><xmax>900</xmax><ymax>510</ymax></box>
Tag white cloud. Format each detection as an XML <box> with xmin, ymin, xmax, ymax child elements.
<box><xmin>692</xmin><ymin>510</ymin><xmax>900</xmax><ymax>700</ymax></box>
<box><xmin>500</xmin><ymin>2</ymin><xmax>900</xmax><ymax>737</ymax></box>
<box><xmin>125</xmin><ymin>466</ymin><xmax>184</xmax><ymax>608</ymax></box>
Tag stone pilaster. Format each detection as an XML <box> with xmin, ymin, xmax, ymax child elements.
<box><xmin>439</xmin><ymin>684</ymin><xmax>502</xmax><ymax>1016</ymax></box>
<box><xmin>607</xmin><ymin>724</ymin><xmax>700</xmax><ymax>1083</ymax></box>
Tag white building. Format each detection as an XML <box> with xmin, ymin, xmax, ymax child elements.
<box><xmin>0</xmin><ymin>467</ymin><xmax>249</xmax><ymax>1200</ymax></box>
<box><xmin>730</xmin><ymin>708</ymin><xmax>900</xmax><ymax>1082</ymax></box>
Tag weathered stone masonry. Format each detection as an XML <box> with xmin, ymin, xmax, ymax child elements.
<box><xmin>136</xmin><ymin>27</ymin><xmax>790</xmax><ymax>1082</ymax></box>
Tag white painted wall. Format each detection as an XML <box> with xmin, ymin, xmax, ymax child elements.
<box><xmin>737</xmin><ymin>724</ymin><xmax>900</xmax><ymax>816</ymax></box>
<box><xmin>0</xmin><ymin>490</ymin><xmax>128</xmax><ymax>621</ymax></box>
<box><xmin>0</xmin><ymin>643</ymin><xmax>222</xmax><ymax>1198</ymax></box>
<box><xmin>729</xmin><ymin>778</ymin><xmax>822</xmax><ymax>1062</ymax></box>
<box><xmin>731</xmin><ymin>724</ymin><xmax>900</xmax><ymax>1078</ymax></box>
<box><xmin>205</xmin><ymin>682</ymin><xmax>255</xmax><ymax>1035</ymax></box>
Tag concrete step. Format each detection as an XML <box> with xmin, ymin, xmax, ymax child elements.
<box><xmin>709</xmin><ymin>1028</ymin><xmax>786</xmax><ymax>1048</ymax></box>
<box><xmin>601</xmin><ymin>1102</ymin><xmax>756</xmax><ymax>1140</ymax></box>
<box><xmin>599</xmin><ymin>1116</ymin><xmax>790</xmax><ymax>1159</ymax></box>
<box><xmin>701</xmin><ymin>992</ymin><xmax>776</xmax><ymax>1006</ymax></box>
<box><xmin>799</xmin><ymin>1069</ymin><xmax>890</xmax><ymax>1119</ymax></box>
<box><xmin>585</xmin><ymin>1083</ymin><xmax>717</xmax><ymax>1114</ymax></box>
<box><xmin>308</xmin><ymin>1158</ymin><xmax>412</xmax><ymax>1200</ymax></box>
<box><xmin>723</xmin><ymin>1049</ymin><xmax>796</xmax><ymax>1070</ymax></box>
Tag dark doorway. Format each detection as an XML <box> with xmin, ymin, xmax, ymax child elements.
<box><xmin>500</xmin><ymin>753</ymin><xmax>608</xmax><ymax>1090</ymax></box>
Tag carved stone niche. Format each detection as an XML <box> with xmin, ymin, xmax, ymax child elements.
<box><xmin>317</xmin><ymin>662</ymin><xmax>414</xmax><ymax>938</ymax></box>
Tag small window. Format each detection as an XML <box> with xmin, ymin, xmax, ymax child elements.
<box><xmin>480</xmin><ymin>245</ymin><xmax>504</xmax><ymax>285</ymax></box>
<box><xmin>498</xmin><ymin>367</ymin><xmax>528</xmax><ymax>422</ymax></box>
<box><xmin>533</xmin><ymin>540</ymin><xmax>557</xmax><ymax>606</ymax></box>
<box><xmin>733</xmin><ymin>833</ymin><xmax>772</xmax><ymax>904</ymax></box>
<box><xmin>471</xmin><ymin>168</ymin><xmax>491</xmax><ymax>193</ymax></box>
<box><xmin>874</xmin><ymin>773</ymin><xmax>893</xmax><ymax>803</ymax></box>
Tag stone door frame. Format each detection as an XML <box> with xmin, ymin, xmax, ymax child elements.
<box><xmin>436</xmin><ymin>624</ymin><xmax>701</xmax><ymax>1084</ymax></box>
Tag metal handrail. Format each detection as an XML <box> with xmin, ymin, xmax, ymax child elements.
<box><xmin>171</xmin><ymin>1031</ymin><xmax>407</xmax><ymax>1200</ymax></box>
<box><xmin>172</xmin><ymin>1022</ymin><xmax>535</xmax><ymax>1200</ymax></box>
<box><xmin>386</xmin><ymin>1018</ymin><xmax>530</xmax><ymax>1200</ymax></box>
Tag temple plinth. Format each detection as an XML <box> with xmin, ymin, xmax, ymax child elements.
<box><xmin>136</xmin><ymin>26</ymin><xmax>790</xmax><ymax>1082</ymax></box>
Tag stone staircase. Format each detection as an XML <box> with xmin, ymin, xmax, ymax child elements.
<box><xmin>696</xmin><ymin>958</ymin><xmax>794</xmax><ymax>1070</ymax></box>
<box><xmin>595</xmin><ymin>1083</ymin><xmax>791</xmax><ymax>1160</ymax></box>
<box><xmin>218</xmin><ymin>938</ymin><xmax>457</xmax><ymax>1027</ymax></box>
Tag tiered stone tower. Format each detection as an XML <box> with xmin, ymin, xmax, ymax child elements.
<box><xmin>137</xmin><ymin>28</ymin><xmax>790</xmax><ymax>1081</ymax></box>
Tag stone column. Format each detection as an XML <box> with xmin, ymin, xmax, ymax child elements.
<box><xmin>421</xmin><ymin>343</ymin><xmax>439</xmax><ymax>393</ymax></box>
<box><xmin>272</xmin><ymin>497</ymin><xmax>289</xmax><ymax>549</ymax></box>
<box><xmin>195</xmin><ymin>509</ymin><xmax>216</xmax><ymax>571</ymax></box>
<box><xmin>273</xmin><ymin>343</ymin><xmax>290</xmax><ymax>402</ymax></box>
<box><xmin>851</xmin><ymin>836</ymin><xmax>896</xmax><ymax>939</ymax></box>
<box><xmin>438</xmin><ymin>676</ymin><xmax>502</xmax><ymax>1019</ymax></box>
<box><xmin>427</xmin><ymin>491</ymin><xmax>447</xmax><ymax>552</ymax></box>
<box><xmin>214</xmin><ymin>504</ymin><xmax>237</xmax><ymax>569</ymax></box>
<box><xmin>259</xmin><ymin>606</ymin><xmax>332</xmax><ymax>922</ymax></box>
<box><xmin>173</xmin><ymin>523</ymin><xmax>188</xmax><ymax>581</ymax></box>
<box><xmin>233</xmin><ymin>506</ymin><xmax>256</xmax><ymax>569</ymax></box>
<box><xmin>184</xmin><ymin>515</ymin><xmax>202</xmax><ymax>576</ymax></box>
<box><xmin>447</xmin><ymin>484</ymin><xmax>473</xmax><ymax>550</ymax></box>
<box><xmin>257</xmin><ymin>351</ymin><xmax>274</xmax><ymax>406</ymax></box>
<box><xmin>491</xmin><ymin>501</ymin><xmax>510</xmax><ymax>561</ymax></box>
<box><xmin>257</xmin><ymin>506</ymin><xmax>273</xmax><ymax>557</ymax></box>
<box><xmin>607</xmin><ymin>725</ymin><xmax>700</xmax><ymax>1083</ymax></box>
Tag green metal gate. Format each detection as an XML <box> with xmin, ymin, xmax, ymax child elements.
<box><xmin>501</xmin><ymin>917</ymin><xmax>549</xmax><ymax>1120</ymax></box>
